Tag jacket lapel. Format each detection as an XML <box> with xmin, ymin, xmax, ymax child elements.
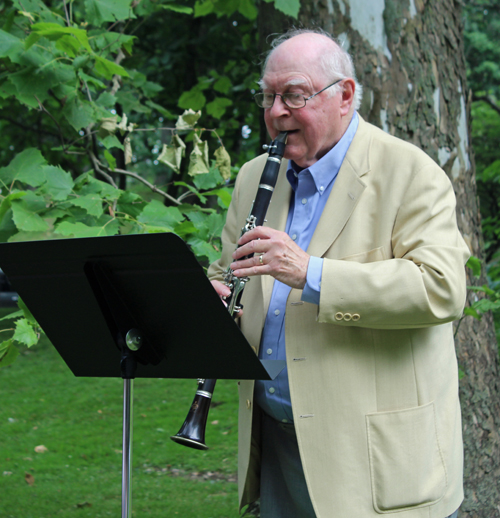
<box><xmin>307</xmin><ymin>116</ymin><xmax>371</xmax><ymax>258</ymax></box>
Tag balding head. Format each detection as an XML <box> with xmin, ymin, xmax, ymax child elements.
<box><xmin>260</xmin><ymin>29</ymin><xmax>362</xmax><ymax>110</ymax></box>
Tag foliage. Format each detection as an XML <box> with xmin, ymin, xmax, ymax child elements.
<box><xmin>0</xmin><ymin>0</ymin><xmax>299</xmax><ymax>367</ymax></box>
<box><xmin>461</xmin><ymin>256</ymin><xmax>500</xmax><ymax>346</ymax></box>
<box><xmin>464</xmin><ymin>1</ymin><xmax>500</xmax><ymax>271</ymax></box>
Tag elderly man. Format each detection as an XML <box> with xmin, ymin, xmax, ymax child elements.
<box><xmin>209</xmin><ymin>29</ymin><xmax>468</xmax><ymax>518</ymax></box>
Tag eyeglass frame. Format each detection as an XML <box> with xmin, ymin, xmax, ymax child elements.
<box><xmin>254</xmin><ymin>79</ymin><xmax>343</xmax><ymax>109</ymax></box>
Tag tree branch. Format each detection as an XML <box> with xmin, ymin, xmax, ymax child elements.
<box><xmin>112</xmin><ymin>167</ymin><xmax>181</xmax><ymax>206</ymax></box>
<box><xmin>473</xmin><ymin>94</ymin><xmax>500</xmax><ymax>116</ymax></box>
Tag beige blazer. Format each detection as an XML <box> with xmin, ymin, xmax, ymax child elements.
<box><xmin>208</xmin><ymin>116</ymin><xmax>470</xmax><ymax>518</ymax></box>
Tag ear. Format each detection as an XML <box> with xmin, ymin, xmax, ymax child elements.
<box><xmin>340</xmin><ymin>79</ymin><xmax>356</xmax><ymax>116</ymax></box>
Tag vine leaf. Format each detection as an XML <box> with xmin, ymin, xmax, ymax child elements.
<box><xmin>214</xmin><ymin>146</ymin><xmax>231</xmax><ymax>180</ymax></box>
<box><xmin>158</xmin><ymin>134</ymin><xmax>186</xmax><ymax>173</ymax></box>
<box><xmin>188</xmin><ymin>134</ymin><xmax>210</xmax><ymax>176</ymax></box>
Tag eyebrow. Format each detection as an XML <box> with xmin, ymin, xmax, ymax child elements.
<box><xmin>258</xmin><ymin>77</ymin><xmax>308</xmax><ymax>91</ymax></box>
<box><xmin>285</xmin><ymin>78</ymin><xmax>307</xmax><ymax>86</ymax></box>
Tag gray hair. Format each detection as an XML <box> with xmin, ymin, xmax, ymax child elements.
<box><xmin>259</xmin><ymin>28</ymin><xmax>363</xmax><ymax>110</ymax></box>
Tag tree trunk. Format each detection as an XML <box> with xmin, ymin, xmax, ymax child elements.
<box><xmin>257</xmin><ymin>0</ymin><xmax>500</xmax><ymax>515</ymax></box>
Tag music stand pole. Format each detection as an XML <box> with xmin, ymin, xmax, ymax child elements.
<box><xmin>120</xmin><ymin>330</ymin><xmax>141</xmax><ymax>518</ymax></box>
<box><xmin>122</xmin><ymin>377</ymin><xmax>133</xmax><ymax>518</ymax></box>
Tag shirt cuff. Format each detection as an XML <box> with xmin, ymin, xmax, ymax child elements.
<box><xmin>301</xmin><ymin>256</ymin><xmax>323</xmax><ymax>305</ymax></box>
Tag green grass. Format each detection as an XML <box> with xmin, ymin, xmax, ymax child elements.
<box><xmin>0</xmin><ymin>309</ymin><xmax>241</xmax><ymax>517</ymax></box>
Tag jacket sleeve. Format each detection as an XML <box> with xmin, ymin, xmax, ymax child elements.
<box><xmin>317</xmin><ymin>163</ymin><xmax>470</xmax><ymax>329</ymax></box>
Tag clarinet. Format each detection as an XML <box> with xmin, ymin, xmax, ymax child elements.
<box><xmin>170</xmin><ymin>131</ymin><xmax>288</xmax><ymax>450</ymax></box>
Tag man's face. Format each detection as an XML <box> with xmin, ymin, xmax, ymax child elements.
<box><xmin>261</xmin><ymin>35</ymin><xmax>353</xmax><ymax>169</ymax></box>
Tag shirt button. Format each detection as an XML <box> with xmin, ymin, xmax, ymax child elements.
<box><xmin>320</xmin><ymin>186</ymin><xmax>324</xmax><ymax>192</ymax></box>
<box><xmin>292</xmin><ymin>233</ymin><xmax>297</xmax><ymax>240</ymax></box>
<box><xmin>269</xmin><ymin>387</ymin><xmax>275</xmax><ymax>394</ymax></box>
<box><xmin>266</xmin><ymin>348</ymin><xmax>273</xmax><ymax>355</ymax></box>
<box><xmin>274</xmin><ymin>309</ymin><xmax>280</xmax><ymax>316</ymax></box>
<box><xmin>302</xmin><ymin>198</ymin><xmax>307</xmax><ymax>205</ymax></box>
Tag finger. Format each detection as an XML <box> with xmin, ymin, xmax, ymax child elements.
<box><xmin>230</xmin><ymin>255</ymin><xmax>262</xmax><ymax>271</ymax></box>
<box><xmin>237</xmin><ymin>226</ymin><xmax>274</xmax><ymax>246</ymax></box>
<box><xmin>232</xmin><ymin>240</ymin><xmax>269</xmax><ymax>261</ymax></box>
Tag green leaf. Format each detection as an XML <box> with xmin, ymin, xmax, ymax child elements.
<box><xmin>214</xmin><ymin>146</ymin><xmax>231</xmax><ymax>180</ymax></box>
<box><xmin>0</xmin><ymin>192</ymin><xmax>27</xmax><ymax>222</ymax></box>
<box><xmin>55</xmin><ymin>35</ymin><xmax>81</xmax><ymax>57</ymax></box>
<box><xmin>0</xmin><ymin>310</ymin><xmax>23</xmax><ymax>322</ymax></box>
<box><xmin>0</xmin><ymin>29</ymin><xmax>23</xmax><ymax>58</ymax></box>
<box><xmin>178</xmin><ymin>87</ymin><xmax>206</xmax><ymax>111</ymax></box>
<box><xmin>238</xmin><ymin>0</ymin><xmax>258</xmax><ymax>20</ymax></box>
<box><xmin>42</xmin><ymin>165</ymin><xmax>75</xmax><ymax>201</ymax></box>
<box><xmin>28</xmin><ymin>22</ymin><xmax>92</xmax><ymax>53</ymax></box>
<box><xmin>94</xmin><ymin>55</ymin><xmax>130</xmax><ymax>80</ymax></box>
<box><xmin>62</xmin><ymin>96</ymin><xmax>96</xmax><ymax>131</ymax></box>
<box><xmin>13</xmin><ymin>318</ymin><xmax>38</xmax><ymax>347</ymax></box>
<box><xmin>194</xmin><ymin>0</ymin><xmax>215</xmax><ymax>17</ymax></box>
<box><xmin>96</xmin><ymin>91</ymin><xmax>118</xmax><ymax>108</ymax></box>
<box><xmin>85</xmin><ymin>0</ymin><xmax>135</xmax><ymax>25</ymax></box>
<box><xmin>161</xmin><ymin>4</ymin><xmax>194</xmax><ymax>14</ymax></box>
<box><xmin>69</xmin><ymin>194</ymin><xmax>105</xmax><ymax>217</ymax></box>
<box><xmin>192</xmin><ymin>166</ymin><xmax>223</xmax><ymax>190</ymax></box>
<box><xmin>274</xmin><ymin>0</ymin><xmax>300</xmax><ymax>18</ymax></box>
<box><xmin>157</xmin><ymin>135</ymin><xmax>186</xmax><ymax>173</ymax></box>
<box><xmin>116</xmin><ymin>191</ymin><xmax>146</xmax><ymax>218</ymax></box>
<box><xmin>206</xmin><ymin>97</ymin><xmax>232</xmax><ymax>119</ymax></box>
<box><xmin>18</xmin><ymin>297</ymin><xmax>39</xmax><ymax>326</ymax></box>
<box><xmin>101</xmin><ymin>134</ymin><xmax>124</xmax><ymax>150</ymax></box>
<box><xmin>0</xmin><ymin>340</ymin><xmax>19</xmax><ymax>368</ymax></box>
<box><xmin>55</xmin><ymin>221</ymin><xmax>108</xmax><ymax>238</ymax></box>
<box><xmin>138</xmin><ymin>199</ymin><xmax>184</xmax><ymax>231</ymax></box>
<box><xmin>213</xmin><ymin>75</ymin><xmax>232</xmax><ymax>94</ymax></box>
<box><xmin>0</xmin><ymin>148</ymin><xmax>46</xmax><ymax>187</ymax></box>
<box><xmin>188</xmin><ymin>237</ymin><xmax>220</xmax><ymax>263</ymax></box>
<box><xmin>188</xmin><ymin>134</ymin><xmax>210</xmax><ymax>176</ymax></box>
<box><xmin>11</xmin><ymin>200</ymin><xmax>49</xmax><ymax>232</ymax></box>
<box><xmin>203</xmin><ymin>187</ymin><xmax>232</xmax><ymax>208</ymax></box>
<box><xmin>466</xmin><ymin>255</ymin><xmax>482</xmax><ymax>278</ymax></box>
<box><xmin>104</xmin><ymin>150</ymin><xmax>117</xmax><ymax>171</ymax></box>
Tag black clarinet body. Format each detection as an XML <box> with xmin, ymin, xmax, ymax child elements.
<box><xmin>170</xmin><ymin>131</ymin><xmax>288</xmax><ymax>450</ymax></box>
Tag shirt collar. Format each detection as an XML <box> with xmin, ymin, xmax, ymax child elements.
<box><xmin>286</xmin><ymin>111</ymin><xmax>359</xmax><ymax>194</ymax></box>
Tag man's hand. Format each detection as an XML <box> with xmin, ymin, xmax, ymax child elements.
<box><xmin>230</xmin><ymin>226</ymin><xmax>310</xmax><ymax>289</ymax></box>
<box><xmin>211</xmin><ymin>279</ymin><xmax>231</xmax><ymax>303</ymax></box>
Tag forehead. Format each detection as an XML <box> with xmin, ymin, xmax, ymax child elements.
<box><xmin>262</xmin><ymin>35</ymin><xmax>330</xmax><ymax>90</ymax></box>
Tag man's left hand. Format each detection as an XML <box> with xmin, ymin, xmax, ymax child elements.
<box><xmin>230</xmin><ymin>226</ymin><xmax>310</xmax><ymax>289</ymax></box>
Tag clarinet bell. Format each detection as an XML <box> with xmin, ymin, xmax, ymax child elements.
<box><xmin>170</xmin><ymin>380</ymin><xmax>215</xmax><ymax>450</ymax></box>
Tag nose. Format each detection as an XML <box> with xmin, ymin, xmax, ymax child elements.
<box><xmin>268</xmin><ymin>95</ymin><xmax>291</xmax><ymax>118</ymax></box>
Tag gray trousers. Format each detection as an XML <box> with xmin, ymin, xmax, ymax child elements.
<box><xmin>259</xmin><ymin>411</ymin><xmax>459</xmax><ymax>518</ymax></box>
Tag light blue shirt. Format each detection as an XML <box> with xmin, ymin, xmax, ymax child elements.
<box><xmin>254</xmin><ymin>113</ymin><xmax>359</xmax><ymax>423</ymax></box>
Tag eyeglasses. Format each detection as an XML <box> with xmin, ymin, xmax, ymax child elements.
<box><xmin>254</xmin><ymin>79</ymin><xmax>342</xmax><ymax>109</ymax></box>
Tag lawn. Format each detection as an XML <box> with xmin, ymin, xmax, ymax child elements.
<box><xmin>0</xmin><ymin>308</ymin><xmax>241</xmax><ymax>518</ymax></box>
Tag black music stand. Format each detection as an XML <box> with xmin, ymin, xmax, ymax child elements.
<box><xmin>0</xmin><ymin>233</ymin><xmax>284</xmax><ymax>518</ymax></box>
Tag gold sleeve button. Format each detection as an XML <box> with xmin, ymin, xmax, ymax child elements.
<box><xmin>352</xmin><ymin>314</ymin><xmax>361</xmax><ymax>321</ymax></box>
<box><xmin>335</xmin><ymin>312</ymin><xmax>344</xmax><ymax>321</ymax></box>
<box><xmin>246</xmin><ymin>399</ymin><xmax>252</xmax><ymax>409</ymax></box>
<box><xmin>343</xmin><ymin>313</ymin><xmax>352</xmax><ymax>321</ymax></box>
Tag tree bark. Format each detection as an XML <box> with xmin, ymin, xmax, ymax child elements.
<box><xmin>257</xmin><ymin>0</ymin><xmax>500</xmax><ymax>515</ymax></box>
